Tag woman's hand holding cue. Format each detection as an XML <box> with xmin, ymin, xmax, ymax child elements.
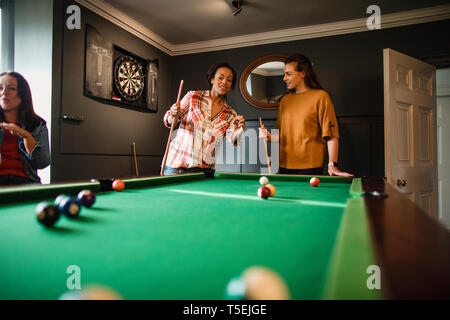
<box><xmin>258</xmin><ymin>126</ymin><xmax>271</xmax><ymax>142</ymax></box>
<box><xmin>168</xmin><ymin>103</ymin><xmax>180</xmax><ymax>125</ymax></box>
<box><xmin>233</xmin><ymin>115</ymin><xmax>245</xmax><ymax>129</ymax></box>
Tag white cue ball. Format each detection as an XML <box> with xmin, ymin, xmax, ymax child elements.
<box><xmin>259</xmin><ymin>176</ymin><xmax>269</xmax><ymax>186</ymax></box>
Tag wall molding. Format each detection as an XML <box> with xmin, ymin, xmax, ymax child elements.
<box><xmin>75</xmin><ymin>0</ymin><xmax>173</xmax><ymax>54</ymax></box>
<box><xmin>74</xmin><ymin>1</ymin><xmax>450</xmax><ymax>56</ymax></box>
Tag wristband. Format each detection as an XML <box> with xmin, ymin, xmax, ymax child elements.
<box><xmin>328</xmin><ymin>162</ymin><xmax>338</xmax><ymax>167</ymax></box>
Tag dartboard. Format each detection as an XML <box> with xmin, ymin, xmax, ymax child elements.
<box><xmin>113</xmin><ymin>56</ymin><xmax>145</xmax><ymax>101</ymax></box>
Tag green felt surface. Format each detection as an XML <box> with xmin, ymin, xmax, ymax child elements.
<box><xmin>0</xmin><ymin>174</ymin><xmax>377</xmax><ymax>300</ymax></box>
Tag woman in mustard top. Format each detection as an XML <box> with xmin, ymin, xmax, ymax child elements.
<box><xmin>259</xmin><ymin>54</ymin><xmax>352</xmax><ymax>177</ymax></box>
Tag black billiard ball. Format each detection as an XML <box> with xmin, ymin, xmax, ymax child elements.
<box><xmin>58</xmin><ymin>197</ymin><xmax>81</xmax><ymax>219</ymax></box>
<box><xmin>36</xmin><ymin>202</ymin><xmax>61</xmax><ymax>227</ymax></box>
<box><xmin>77</xmin><ymin>189</ymin><xmax>96</xmax><ymax>208</ymax></box>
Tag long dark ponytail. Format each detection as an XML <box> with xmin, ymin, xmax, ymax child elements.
<box><xmin>285</xmin><ymin>54</ymin><xmax>323</xmax><ymax>90</ymax></box>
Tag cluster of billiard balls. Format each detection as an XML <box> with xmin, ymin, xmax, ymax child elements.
<box><xmin>257</xmin><ymin>176</ymin><xmax>276</xmax><ymax>199</ymax></box>
<box><xmin>36</xmin><ymin>190</ymin><xmax>96</xmax><ymax>227</ymax></box>
<box><xmin>257</xmin><ymin>176</ymin><xmax>320</xmax><ymax>199</ymax></box>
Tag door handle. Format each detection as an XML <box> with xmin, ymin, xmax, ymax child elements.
<box><xmin>63</xmin><ymin>115</ymin><xmax>85</xmax><ymax>122</ymax></box>
<box><xmin>397</xmin><ymin>179</ymin><xmax>406</xmax><ymax>187</ymax></box>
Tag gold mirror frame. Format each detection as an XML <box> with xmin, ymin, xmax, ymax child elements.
<box><xmin>239</xmin><ymin>54</ymin><xmax>288</xmax><ymax>110</ymax></box>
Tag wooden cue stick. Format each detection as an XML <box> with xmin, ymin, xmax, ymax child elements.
<box><xmin>133</xmin><ymin>142</ymin><xmax>139</xmax><ymax>176</ymax></box>
<box><xmin>160</xmin><ymin>80</ymin><xmax>184</xmax><ymax>176</ymax></box>
<box><xmin>259</xmin><ymin>117</ymin><xmax>272</xmax><ymax>174</ymax></box>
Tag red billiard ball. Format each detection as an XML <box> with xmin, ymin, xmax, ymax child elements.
<box><xmin>310</xmin><ymin>177</ymin><xmax>320</xmax><ymax>187</ymax></box>
<box><xmin>257</xmin><ymin>186</ymin><xmax>270</xmax><ymax>199</ymax></box>
<box><xmin>112</xmin><ymin>179</ymin><xmax>125</xmax><ymax>191</ymax></box>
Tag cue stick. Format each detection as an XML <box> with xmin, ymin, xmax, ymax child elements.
<box><xmin>259</xmin><ymin>117</ymin><xmax>272</xmax><ymax>175</ymax></box>
<box><xmin>160</xmin><ymin>80</ymin><xmax>184</xmax><ymax>176</ymax></box>
<box><xmin>133</xmin><ymin>142</ymin><xmax>139</xmax><ymax>176</ymax></box>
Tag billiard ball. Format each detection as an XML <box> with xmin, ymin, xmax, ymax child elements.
<box><xmin>225</xmin><ymin>276</ymin><xmax>246</xmax><ymax>300</ymax></box>
<box><xmin>259</xmin><ymin>176</ymin><xmax>269</xmax><ymax>186</ymax></box>
<box><xmin>58</xmin><ymin>290</ymin><xmax>83</xmax><ymax>300</ymax></box>
<box><xmin>36</xmin><ymin>202</ymin><xmax>61</xmax><ymax>227</ymax></box>
<box><xmin>310</xmin><ymin>177</ymin><xmax>320</xmax><ymax>187</ymax></box>
<box><xmin>77</xmin><ymin>189</ymin><xmax>96</xmax><ymax>208</ymax></box>
<box><xmin>257</xmin><ymin>186</ymin><xmax>270</xmax><ymax>199</ymax></box>
<box><xmin>55</xmin><ymin>194</ymin><xmax>68</xmax><ymax>206</ymax></box>
<box><xmin>112</xmin><ymin>179</ymin><xmax>125</xmax><ymax>191</ymax></box>
<box><xmin>225</xmin><ymin>266</ymin><xmax>290</xmax><ymax>300</ymax></box>
<box><xmin>58</xmin><ymin>197</ymin><xmax>81</xmax><ymax>219</ymax></box>
<box><xmin>242</xmin><ymin>266</ymin><xmax>290</xmax><ymax>300</ymax></box>
<box><xmin>265</xmin><ymin>184</ymin><xmax>276</xmax><ymax>197</ymax></box>
<box><xmin>59</xmin><ymin>284</ymin><xmax>123</xmax><ymax>300</ymax></box>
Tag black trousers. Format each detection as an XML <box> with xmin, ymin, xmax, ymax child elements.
<box><xmin>278</xmin><ymin>167</ymin><xmax>324</xmax><ymax>175</ymax></box>
<box><xmin>0</xmin><ymin>174</ymin><xmax>34</xmax><ymax>186</ymax></box>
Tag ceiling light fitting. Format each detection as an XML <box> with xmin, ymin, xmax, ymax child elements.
<box><xmin>232</xmin><ymin>0</ymin><xmax>242</xmax><ymax>16</ymax></box>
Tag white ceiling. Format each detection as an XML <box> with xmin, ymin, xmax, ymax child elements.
<box><xmin>102</xmin><ymin>0</ymin><xmax>450</xmax><ymax>44</ymax></box>
<box><xmin>77</xmin><ymin>0</ymin><xmax>450</xmax><ymax>55</ymax></box>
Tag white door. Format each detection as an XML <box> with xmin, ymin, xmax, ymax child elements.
<box><xmin>383</xmin><ymin>48</ymin><xmax>437</xmax><ymax>217</ymax></box>
<box><xmin>437</xmin><ymin>68</ymin><xmax>450</xmax><ymax>229</ymax></box>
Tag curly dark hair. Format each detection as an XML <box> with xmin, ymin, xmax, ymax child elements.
<box><xmin>205</xmin><ymin>62</ymin><xmax>237</xmax><ymax>90</ymax></box>
<box><xmin>0</xmin><ymin>71</ymin><xmax>45</xmax><ymax>131</ymax></box>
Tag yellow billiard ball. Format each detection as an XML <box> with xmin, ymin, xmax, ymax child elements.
<box><xmin>265</xmin><ymin>184</ymin><xmax>276</xmax><ymax>197</ymax></box>
<box><xmin>243</xmin><ymin>266</ymin><xmax>290</xmax><ymax>300</ymax></box>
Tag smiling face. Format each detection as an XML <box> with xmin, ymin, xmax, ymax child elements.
<box><xmin>210</xmin><ymin>67</ymin><xmax>234</xmax><ymax>96</ymax></box>
<box><xmin>283</xmin><ymin>62</ymin><xmax>306</xmax><ymax>91</ymax></box>
<box><xmin>0</xmin><ymin>75</ymin><xmax>22</xmax><ymax>112</ymax></box>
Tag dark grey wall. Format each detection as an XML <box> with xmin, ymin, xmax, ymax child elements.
<box><xmin>52</xmin><ymin>1</ymin><xmax>174</xmax><ymax>182</ymax></box>
<box><xmin>51</xmin><ymin>1</ymin><xmax>450</xmax><ymax>181</ymax></box>
<box><xmin>172</xmin><ymin>19</ymin><xmax>450</xmax><ymax>176</ymax></box>
<box><xmin>172</xmin><ymin>19</ymin><xmax>450</xmax><ymax>119</ymax></box>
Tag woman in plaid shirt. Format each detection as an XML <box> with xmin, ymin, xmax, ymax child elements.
<box><xmin>162</xmin><ymin>62</ymin><xmax>246</xmax><ymax>176</ymax></box>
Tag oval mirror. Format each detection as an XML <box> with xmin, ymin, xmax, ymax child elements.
<box><xmin>240</xmin><ymin>54</ymin><xmax>288</xmax><ymax>110</ymax></box>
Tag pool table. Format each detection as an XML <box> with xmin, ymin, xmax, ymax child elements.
<box><xmin>0</xmin><ymin>173</ymin><xmax>449</xmax><ymax>300</ymax></box>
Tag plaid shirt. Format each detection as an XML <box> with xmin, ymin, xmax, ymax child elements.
<box><xmin>163</xmin><ymin>90</ymin><xmax>243</xmax><ymax>169</ymax></box>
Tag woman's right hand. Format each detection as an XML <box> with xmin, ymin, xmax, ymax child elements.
<box><xmin>169</xmin><ymin>103</ymin><xmax>180</xmax><ymax>118</ymax></box>
<box><xmin>259</xmin><ymin>127</ymin><xmax>271</xmax><ymax>141</ymax></box>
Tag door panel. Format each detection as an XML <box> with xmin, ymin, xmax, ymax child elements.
<box><xmin>384</xmin><ymin>48</ymin><xmax>437</xmax><ymax>217</ymax></box>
